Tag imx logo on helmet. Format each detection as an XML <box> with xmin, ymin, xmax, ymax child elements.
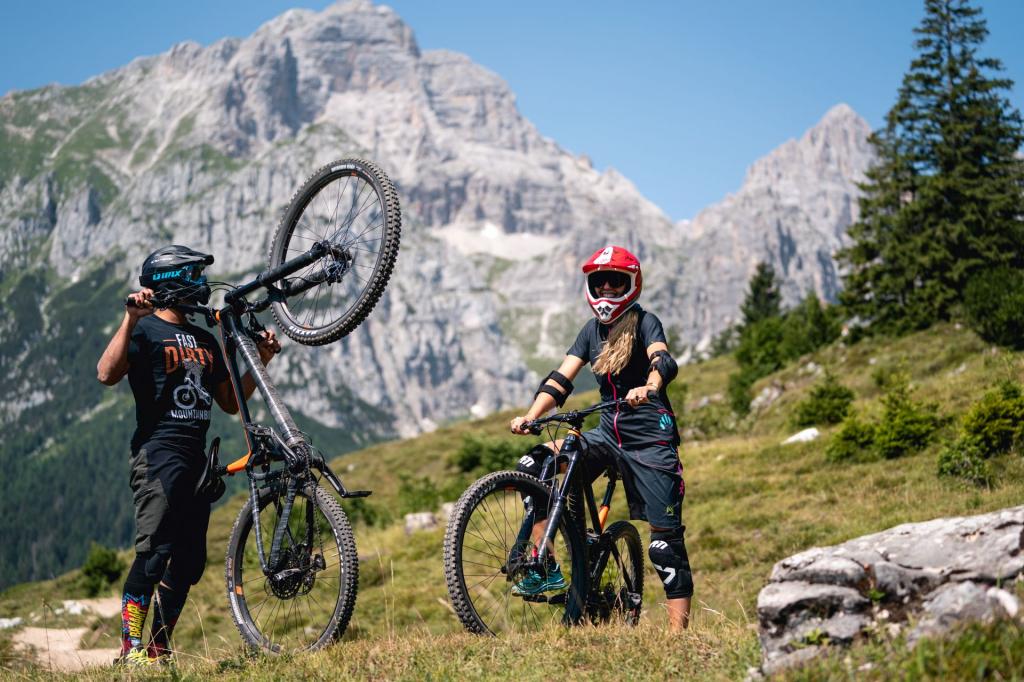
<box><xmin>140</xmin><ymin>245</ymin><xmax>215</xmax><ymax>305</ymax></box>
<box><xmin>581</xmin><ymin>245</ymin><xmax>642</xmax><ymax>324</ymax></box>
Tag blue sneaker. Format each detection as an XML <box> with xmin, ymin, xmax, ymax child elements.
<box><xmin>511</xmin><ymin>562</ymin><xmax>567</xmax><ymax>596</ymax></box>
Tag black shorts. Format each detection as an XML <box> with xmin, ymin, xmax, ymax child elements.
<box><xmin>129</xmin><ymin>443</ymin><xmax>211</xmax><ymax>553</ymax></box>
<box><xmin>516</xmin><ymin>428</ymin><xmax>685</xmax><ymax>530</ymax></box>
<box><xmin>582</xmin><ymin>429</ymin><xmax>684</xmax><ymax>530</ymax></box>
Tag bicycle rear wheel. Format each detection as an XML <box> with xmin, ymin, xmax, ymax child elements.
<box><xmin>225</xmin><ymin>483</ymin><xmax>358</xmax><ymax>652</ymax></box>
<box><xmin>589</xmin><ymin>520</ymin><xmax>643</xmax><ymax>625</ymax></box>
<box><xmin>269</xmin><ymin>158</ymin><xmax>401</xmax><ymax>346</ymax></box>
<box><xmin>443</xmin><ymin>471</ymin><xmax>587</xmax><ymax>635</ymax></box>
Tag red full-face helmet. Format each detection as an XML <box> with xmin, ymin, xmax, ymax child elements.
<box><xmin>581</xmin><ymin>245</ymin><xmax>642</xmax><ymax>324</ymax></box>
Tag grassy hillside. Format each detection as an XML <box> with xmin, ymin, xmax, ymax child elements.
<box><xmin>2</xmin><ymin>323</ymin><xmax>1023</xmax><ymax>680</ymax></box>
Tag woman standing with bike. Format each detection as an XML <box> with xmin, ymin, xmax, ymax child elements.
<box><xmin>508</xmin><ymin>245</ymin><xmax>692</xmax><ymax>631</ymax></box>
<box><xmin>96</xmin><ymin>245</ymin><xmax>280</xmax><ymax>666</ymax></box>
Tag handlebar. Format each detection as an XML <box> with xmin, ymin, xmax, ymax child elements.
<box><xmin>123</xmin><ymin>239</ymin><xmax>345</xmax><ymax>322</ymax></box>
<box><xmin>520</xmin><ymin>392</ymin><xmax>658</xmax><ymax>434</ymax></box>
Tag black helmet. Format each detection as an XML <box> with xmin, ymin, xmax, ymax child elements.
<box><xmin>139</xmin><ymin>245</ymin><xmax>214</xmax><ymax>305</ymax></box>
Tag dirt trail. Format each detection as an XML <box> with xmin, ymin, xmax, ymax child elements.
<box><xmin>13</xmin><ymin>627</ymin><xmax>119</xmax><ymax>671</ymax></box>
<box><xmin>12</xmin><ymin>597</ymin><xmax>123</xmax><ymax>671</ymax></box>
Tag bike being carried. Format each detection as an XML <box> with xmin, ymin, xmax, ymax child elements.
<box><xmin>98</xmin><ymin>158</ymin><xmax>400</xmax><ymax>664</ymax></box>
<box><xmin>443</xmin><ymin>246</ymin><xmax>693</xmax><ymax>634</ymax></box>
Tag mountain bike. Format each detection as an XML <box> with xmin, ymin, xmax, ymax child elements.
<box><xmin>128</xmin><ymin>158</ymin><xmax>400</xmax><ymax>652</ymax></box>
<box><xmin>443</xmin><ymin>400</ymin><xmax>645</xmax><ymax>635</ymax></box>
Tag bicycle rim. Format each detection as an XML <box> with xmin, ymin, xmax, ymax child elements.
<box><xmin>226</xmin><ymin>485</ymin><xmax>356</xmax><ymax>652</ymax></box>
<box><xmin>270</xmin><ymin>158</ymin><xmax>400</xmax><ymax>345</ymax></box>
<box><xmin>445</xmin><ymin>472</ymin><xmax>585</xmax><ymax>635</ymax></box>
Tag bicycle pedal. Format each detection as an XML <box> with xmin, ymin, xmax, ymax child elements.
<box><xmin>341</xmin><ymin>490</ymin><xmax>372</xmax><ymax>498</ymax></box>
<box><xmin>519</xmin><ymin>594</ymin><xmax>549</xmax><ymax>603</ymax></box>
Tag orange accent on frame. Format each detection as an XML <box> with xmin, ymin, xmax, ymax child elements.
<box><xmin>598</xmin><ymin>505</ymin><xmax>610</xmax><ymax>531</ymax></box>
<box><xmin>226</xmin><ymin>452</ymin><xmax>252</xmax><ymax>474</ymax></box>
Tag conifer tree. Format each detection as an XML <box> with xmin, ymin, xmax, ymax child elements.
<box><xmin>840</xmin><ymin>0</ymin><xmax>1024</xmax><ymax>333</ymax></box>
<box><xmin>740</xmin><ymin>261</ymin><xmax>782</xmax><ymax>328</ymax></box>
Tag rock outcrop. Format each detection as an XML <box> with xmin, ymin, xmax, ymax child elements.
<box><xmin>757</xmin><ymin>506</ymin><xmax>1024</xmax><ymax>675</ymax></box>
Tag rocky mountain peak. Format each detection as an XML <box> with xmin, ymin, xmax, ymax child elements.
<box><xmin>1</xmin><ymin>0</ymin><xmax>877</xmax><ymax>437</ymax></box>
<box><xmin>744</xmin><ymin>103</ymin><xmax>872</xmax><ymax>191</ymax></box>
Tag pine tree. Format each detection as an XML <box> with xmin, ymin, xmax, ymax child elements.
<box><xmin>740</xmin><ymin>261</ymin><xmax>782</xmax><ymax>328</ymax></box>
<box><xmin>839</xmin><ymin>0</ymin><xmax>1024</xmax><ymax>334</ymax></box>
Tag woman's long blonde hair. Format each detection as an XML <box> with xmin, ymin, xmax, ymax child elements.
<box><xmin>592</xmin><ymin>309</ymin><xmax>639</xmax><ymax>376</ymax></box>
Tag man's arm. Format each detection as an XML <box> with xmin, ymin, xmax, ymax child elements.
<box><xmin>97</xmin><ymin>289</ymin><xmax>154</xmax><ymax>386</ymax></box>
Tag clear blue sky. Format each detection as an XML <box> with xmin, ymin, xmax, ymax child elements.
<box><xmin>2</xmin><ymin>1</ymin><xmax>1022</xmax><ymax>221</ymax></box>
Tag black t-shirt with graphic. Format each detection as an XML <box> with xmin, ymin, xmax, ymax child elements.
<box><xmin>567</xmin><ymin>306</ymin><xmax>681</xmax><ymax>448</ymax></box>
<box><xmin>127</xmin><ymin>315</ymin><xmax>229</xmax><ymax>454</ymax></box>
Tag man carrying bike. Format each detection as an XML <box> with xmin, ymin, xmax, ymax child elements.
<box><xmin>97</xmin><ymin>245</ymin><xmax>281</xmax><ymax>665</ymax></box>
<box><xmin>510</xmin><ymin>245</ymin><xmax>692</xmax><ymax>631</ymax></box>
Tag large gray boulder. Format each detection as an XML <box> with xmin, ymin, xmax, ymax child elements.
<box><xmin>757</xmin><ymin>506</ymin><xmax>1024</xmax><ymax>675</ymax></box>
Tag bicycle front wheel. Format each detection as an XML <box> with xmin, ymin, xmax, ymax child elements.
<box><xmin>225</xmin><ymin>483</ymin><xmax>358</xmax><ymax>652</ymax></box>
<box><xmin>443</xmin><ymin>471</ymin><xmax>587</xmax><ymax>635</ymax></box>
<box><xmin>269</xmin><ymin>158</ymin><xmax>401</xmax><ymax>346</ymax></box>
<box><xmin>589</xmin><ymin>520</ymin><xmax>643</xmax><ymax>626</ymax></box>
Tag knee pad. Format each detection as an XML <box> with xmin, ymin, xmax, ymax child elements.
<box><xmin>648</xmin><ymin>528</ymin><xmax>693</xmax><ymax>599</ymax></box>
<box><xmin>142</xmin><ymin>544</ymin><xmax>172</xmax><ymax>581</ymax></box>
<box><xmin>128</xmin><ymin>547</ymin><xmax>171</xmax><ymax>586</ymax></box>
<box><xmin>515</xmin><ymin>444</ymin><xmax>552</xmax><ymax>478</ymax></box>
<box><xmin>163</xmin><ymin>544</ymin><xmax>208</xmax><ymax>589</ymax></box>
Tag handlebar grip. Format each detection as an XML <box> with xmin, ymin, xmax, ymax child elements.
<box><xmin>647</xmin><ymin>390</ymin><xmax>658</xmax><ymax>400</ymax></box>
<box><xmin>124</xmin><ymin>296</ymin><xmax>137</xmax><ymax>308</ymax></box>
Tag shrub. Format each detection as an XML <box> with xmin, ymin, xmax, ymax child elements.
<box><xmin>80</xmin><ymin>543</ymin><xmax>125</xmax><ymax>597</ymax></box>
<box><xmin>792</xmin><ymin>372</ymin><xmax>855</xmax><ymax>427</ymax></box>
<box><xmin>728</xmin><ymin>293</ymin><xmax>843</xmax><ymax>416</ymax></box>
<box><xmin>779</xmin><ymin>295</ymin><xmax>842</xmax><ymax>360</ymax></box>
<box><xmin>960</xmin><ymin>380</ymin><xmax>1024</xmax><ymax>456</ymax></box>
<box><xmin>963</xmin><ymin>266</ymin><xmax>1024</xmax><ymax>349</ymax></box>
<box><xmin>684</xmin><ymin>402</ymin><xmax>736</xmax><ymax>440</ymax></box>
<box><xmin>396</xmin><ymin>475</ymin><xmax>466</xmax><ymax>516</ymax></box>
<box><xmin>450</xmin><ymin>434</ymin><xmax>523</xmax><ymax>475</ymax></box>
<box><xmin>727</xmin><ymin>370</ymin><xmax>756</xmax><ymax>416</ymax></box>
<box><xmin>872</xmin><ymin>373</ymin><xmax>941</xmax><ymax>459</ymax></box>
<box><xmin>825</xmin><ymin>412</ymin><xmax>877</xmax><ymax>463</ymax></box>
<box><xmin>344</xmin><ymin>498</ymin><xmax>394</xmax><ymax>529</ymax></box>
<box><xmin>937</xmin><ymin>437</ymin><xmax>993</xmax><ymax>486</ymax></box>
<box><xmin>734</xmin><ymin>317</ymin><xmax>786</xmax><ymax>379</ymax></box>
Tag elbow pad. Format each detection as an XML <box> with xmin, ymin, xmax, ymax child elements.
<box><xmin>535</xmin><ymin>370</ymin><xmax>574</xmax><ymax>407</ymax></box>
<box><xmin>649</xmin><ymin>350</ymin><xmax>678</xmax><ymax>385</ymax></box>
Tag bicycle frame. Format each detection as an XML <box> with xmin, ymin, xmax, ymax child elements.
<box><xmin>178</xmin><ymin>240</ymin><xmax>370</xmax><ymax>578</ymax></box>
<box><xmin>534</xmin><ymin>430</ymin><xmax>609</xmax><ymax>567</ymax></box>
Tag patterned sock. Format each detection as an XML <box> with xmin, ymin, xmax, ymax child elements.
<box><xmin>149</xmin><ymin>583</ymin><xmax>188</xmax><ymax>656</ymax></box>
<box><xmin>120</xmin><ymin>589</ymin><xmax>152</xmax><ymax>654</ymax></box>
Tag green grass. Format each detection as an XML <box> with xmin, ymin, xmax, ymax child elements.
<box><xmin>2</xmin><ymin>323</ymin><xmax>1023</xmax><ymax>679</ymax></box>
